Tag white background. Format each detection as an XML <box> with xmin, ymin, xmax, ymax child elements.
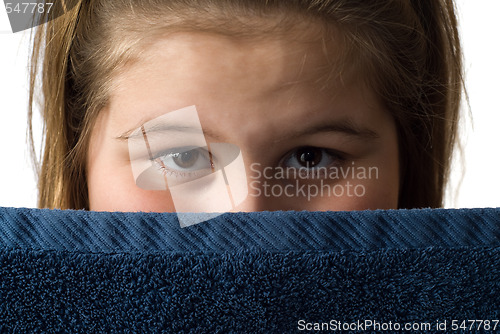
<box><xmin>0</xmin><ymin>1</ymin><xmax>499</xmax><ymax>209</ymax></box>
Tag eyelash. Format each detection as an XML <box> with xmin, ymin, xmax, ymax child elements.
<box><xmin>154</xmin><ymin>160</ymin><xmax>210</xmax><ymax>178</ymax></box>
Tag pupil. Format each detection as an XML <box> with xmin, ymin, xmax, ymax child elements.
<box><xmin>173</xmin><ymin>149</ymin><xmax>199</xmax><ymax>168</ymax></box>
<box><xmin>297</xmin><ymin>147</ymin><xmax>322</xmax><ymax>167</ymax></box>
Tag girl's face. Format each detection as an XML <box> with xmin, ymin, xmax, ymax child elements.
<box><xmin>87</xmin><ymin>30</ymin><xmax>400</xmax><ymax>212</ymax></box>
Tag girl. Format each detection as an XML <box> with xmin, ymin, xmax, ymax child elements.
<box><xmin>28</xmin><ymin>0</ymin><xmax>464</xmax><ymax>213</ymax></box>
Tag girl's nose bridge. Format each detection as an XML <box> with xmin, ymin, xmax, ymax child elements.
<box><xmin>232</xmin><ymin>194</ymin><xmax>267</xmax><ymax>212</ymax></box>
<box><xmin>234</xmin><ymin>159</ymin><xmax>296</xmax><ymax>212</ymax></box>
<box><xmin>222</xmin><ymin>156</ymin><xmax>268</xmax><ymax>212</ymax></box>
<box><xmin>211</xmin><ymin>152</ymin><xmax>274</xmax><ymax>212</ymax></box>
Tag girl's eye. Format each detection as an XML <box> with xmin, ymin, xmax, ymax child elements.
<box><xmin>153</xmin><ymin>146</ymin><xmax>214</xmax><ymax>181</ymax></box>
<box><xmin>282</xmin><ymin>146</ymin><xmax>343</xmax><ymax>169</ymax></box>
<box><xmin>171</xmin><ymin>150</ymin><xmax>202</xmax><ymax>169</ymax></box>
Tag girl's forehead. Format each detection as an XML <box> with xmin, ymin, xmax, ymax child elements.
<box><xmin>113</xmin><ymin>28</ymin><xmax>353</xmax><ymax>99</ymax></box>
<box><xmin>106</xmin><ymin>30</ymin><xmax>383</xmax><ymax>146</ymax></box>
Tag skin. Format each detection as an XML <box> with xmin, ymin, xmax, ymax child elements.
<box><xmin>87</xmin><ymin>28</ymin><xmax>400</xmax><ymax>212</ymax></box>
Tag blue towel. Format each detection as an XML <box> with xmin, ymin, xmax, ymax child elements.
<box><xmin>0</xmin><ymin>207</ymin><xmax>499</xmax><ymax>332</ymax></box>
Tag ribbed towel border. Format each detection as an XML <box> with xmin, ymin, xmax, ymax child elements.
<box><xmin>0</xmin><ymin>207</ymin><xmax>498</xmax><ymax>252</ymax></box>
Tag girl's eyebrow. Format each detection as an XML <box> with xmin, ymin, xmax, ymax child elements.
<box><xmin>117</xmin><ymin>118</ymin><xmax>379</xmax><ymax>142</ymax></box>
<box><xmin>274</xmin><ymin>119</ymin><xmax>380</xmax><ymax>143</ymax></box>
<box><xmin>116</xmin><ymin>124</ymin><xmax>224</xmax><ymax>141</ymax></box>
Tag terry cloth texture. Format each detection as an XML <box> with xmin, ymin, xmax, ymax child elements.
<box><xmin>0</xmin><ymin>207</ymin><xmax>499</xmax><ymax>333</ymax></box>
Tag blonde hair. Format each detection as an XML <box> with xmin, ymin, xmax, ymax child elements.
<box><xmin>29</xmin><ymin>0</ymin><xmax>464</xmax><ymax>209</ymax></box>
